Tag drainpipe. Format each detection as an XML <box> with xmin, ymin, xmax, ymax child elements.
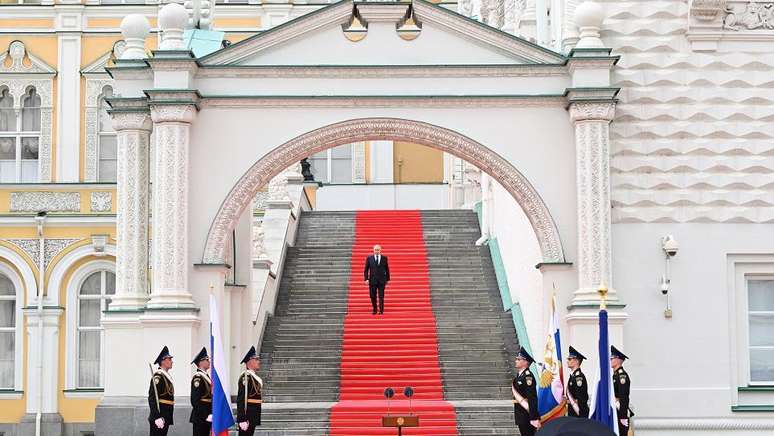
<box><xmin>34</xmin><ymin>211</ymin><xmax>47</xmax><ymax>436</ymax></box>
<box><xmin>475</xmin><ymin>173</ymin><xmax>491</xmax><ymax>246</ymax></box>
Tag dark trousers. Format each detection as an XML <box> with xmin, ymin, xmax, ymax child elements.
<box><xmin>192</xmin><ymin>422</ymin><xmax>211</xmax><ymax>436</ymax></box>
<box><xmin>148</xmin><ymin>423</ymin><xmax>169</xmax><ymax>436</ymax></box>
<box><xmin>369</xmin><ymin>282</ymin><xmax>385</xmax><ymax>312</ymax></box>
<box><xmin>619</xmin><ymin>420</ymin><xmax>629</xmax><ymax>436</ymax></box>
<box><xmin>238</xmin><ymin>422</ymin><xmax>257</xmax><ymax>436</ymax></box>
<box><xmin>514</xmin><ymin>406</ymin><xmax>535</xmax><ymax>436</ymax></box>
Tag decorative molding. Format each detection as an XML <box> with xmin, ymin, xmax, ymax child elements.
<box><xmin>150</xmin><ymin>105</ymin><xmax>197</xmax><ymax>124</ymax></box>
<box><xmin>352</xmin><ymin>141</ymin><xmax>366</xmax><ymax>183</ymax></box>
<box><xmin>90</xmin><ymin>192</ymin><xmax>112</xmax><ymax>212</ymax></box>
<box><xmin>85</xmin><ymin>79</ymin><xmax>117</xmax><ymax>182</ymax></box>
<box><xmin>201</xmin><ymin>95</ymin><xmax>566</xmax><ymax>109</ymax></box>
<box><xmin>254</xmin><ymin>190</ymin><xmax>268</xmax><ymax>211</ymax></box>
<box><xmin>112</xmin><ymin>112</ymin><xmax>153</xmax><ymax>132</ymax></box>
<box><xmin>0</xmin><ymin>40</ymin><xmax>57</xmax><ymax>74</ymax></box>
<box><xmin>569</xmin><ymin>101</ymin><xmax>616</xmax><ymax>123</ymax></box>
<box><xmin>724</xmin><ymin>1</ymin><xmax>774</xmax><ymax>30</ymax></box>
<box><xmin>692</xmin><ymin>0</ymin><xmax>728</xmax><ymax>22</ymax></box>
<box><xmin>10</xmin><ymin>191</ymin><xmax>80</xmax><ymax>213</ymax></box>
<box><xmin>6</xmin><ymin>238</ymin><xmax>80</xmax><ymax>270</ymax></box>
<box><xmin>202</xmin><ymin>117</ymin><xmax>565</xmax><ymax>264</ymax></box>
<box><xmin>635</xmin><ymin>418</ymin><xmax>774</xmax><ymax>430</ymax></box>
<box><xmin>0</xmin><ymin>78</ymin><xmax>54</xmax><ymax>182</ymax></box>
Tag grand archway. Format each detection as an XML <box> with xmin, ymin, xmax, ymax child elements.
<box><xmin>201</xmin><ymin>117</ymin><xmax>566</xmax><ymax>265</ymax></box>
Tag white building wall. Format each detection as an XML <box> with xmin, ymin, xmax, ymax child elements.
<box><xmin>315</xmin><ymin>184</ymin><xmax>449</xmax><ymax>210</ymax></box>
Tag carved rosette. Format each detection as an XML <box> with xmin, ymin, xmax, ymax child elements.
<box><xmin>148</xmin><ymin>105</ymin><xmax>197</xmax><ymax>308</ymax></box>
<box><xmin>202</xmin><ymin>118</ymin><xmax>566</xmax><ymax>265</ymax></box>
<box><xmin>570</xmin><ymin>101</ymin><xmax>615</xmax><ymax>297</ymax></box>
<box><xmin>111</xmin><ymin>111</ymin><xmax>152</xmax><ymax>310</ymax></box>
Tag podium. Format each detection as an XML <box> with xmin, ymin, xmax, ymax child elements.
<box><xmin>382</xmin><ymin>416</ymin><xmax>419</xmax><ymax>435</ymax></box>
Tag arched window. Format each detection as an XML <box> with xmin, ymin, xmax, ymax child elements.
<box><xmin>77</xmin><ymin>270</ymin><xmax>115</xmax><ymax>388</ymax></box>
<box><xmin>97</xmin><ymin>86</ymin><xmax>117</xmax><ymax>182</ymax></box>
<box><xmin>0</xmin><ymin>86</ymin><xmax>40</xmax><ymax>182</ymax></box>
<box><xmin>0</xmin><ymin>273</ymin><xmax>16</xmax><ymax>389</ymax></box>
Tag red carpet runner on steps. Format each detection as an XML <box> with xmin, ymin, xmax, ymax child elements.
<box><xmin>329</xmin><ymin>210</ymin><xmax>458</xmax><ymax>436</ymax></box>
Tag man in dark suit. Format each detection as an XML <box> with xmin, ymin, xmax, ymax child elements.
<box><xmin>512</xmin><ymin>346</ymin><xmax>540</xmax><ymax>436</ymax></box>
<box><xmin>148</xmin><ymin>346</ymin><xmax>174</xmax><ymax>436</ymax></box>
<box><xmin>612</xmin><ymin>346</ymin><xmax>632</xmax><ymax>436</ymax></box>
<box><xmin>237</xmin><ymin>346</ymin><xmax>263</xmax><ymax>436</ymax></box>
<box><xmin>364</xmin><ymin>244</ymin><xmax>390</xmax><ymax>315</ymax></box>
<box><xmin>190</xmin><ymin>347</ymin><xmax>212</xmax><ymax>436</ymax></box>
<box><xmin>566</xmin><ymin>346</ymin><xmax>589</xmax><ymax>418</ymax></box>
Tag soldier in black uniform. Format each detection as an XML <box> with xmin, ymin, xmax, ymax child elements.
<box><xmin>611</xmin><ymin>346</ymin><xmax>632</xmax><ymax>436</ymax></box>
<box><xmin>565</xmin><ymin>346</ymin><xmax>589</xmax><ymax>418</ymax></box>
<box><xmin>190</xmin><ymin>347</ymin><xmax>212</xmax><ymax>436</ymax></box>
<box><xmin>236</xmin><ymin>346</ymin><xmax>263</xmax><ymax>436</ymax></box>
<box><xmin>511</xmin><ymin>346</ymin><xmax>540</xmax><ymax>436</ymax></box>
<box><xmin>148</xmin><ymin>346</ymin><xmax>175</xmax><ymax>436</ymax></box>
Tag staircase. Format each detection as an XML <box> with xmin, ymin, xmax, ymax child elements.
<box><xmin>422</xmin><ymin>210</ymin><xmax>521</xmax><ymax>435</ymax></box>
<box><xmin>256</xmin><ymin>210</ymin><xmax>522</xmax><ymax>435</ymax></box>
<box><xmin>255</xmin><ymin>212</ymin><xmax>354</xmax><ymax>435</ymax></box>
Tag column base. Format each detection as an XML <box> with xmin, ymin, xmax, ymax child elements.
<box><xmin>570</xmin><ymin>286</ymin><xmax>622</xmax><ymax>307</ymax></box>
<box><xmin>18</xmin><ymin>413</ymin><xmax>63</xmax><ymax>436</ymax></box>
<box><xmin>96</xmin><ymin>396</ymin><xmax>193</xmax><ymax>436</ymax></box>
<box><xmin>145</xmin><ymin>293</ymin><xmax>197</xmax><ymax>310</ymax></box>
<box><xmin>107</xmin><ymin>295</ymin><xmax>149</xmax><ymax>311</ymax></box>
<box><xmin>565</xmin><ymin>304</ymin><xmax>628</xmax><ymax>372</ymax></box>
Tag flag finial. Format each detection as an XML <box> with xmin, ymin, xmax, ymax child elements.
<box><xmin>598</xmin><ymin>284</ymin><xmax>608</xmax><ymax>310</ymax></box>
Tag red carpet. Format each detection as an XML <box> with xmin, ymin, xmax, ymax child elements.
<box><xmin>329</xmin><ymin>210</ymin><xmax>457</xmax><ymax>435</ymax></box>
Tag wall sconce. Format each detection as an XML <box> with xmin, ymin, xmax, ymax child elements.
<box><xmin>660</xmin><ymin>234</ymin><xmax>679</xmax><ymax>318</ymax></box>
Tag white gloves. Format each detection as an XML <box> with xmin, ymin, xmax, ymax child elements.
<box><xmin>154</xmin><ymin>418</ymin><xmax>165</xmax><ymax>429</ymax></box>
<box><xmin>206</xmin><ymin>414</ymin><xmax>212</xmax><ymax>423</ymax></box>
<box><xmin>530</xmin><ymin>420</ymin><xmax>541</xmax><ymax>429</ymax></box>
<box><xmin>239</xmin><ymin>421</ymin><xmax>249</xmax><ymax>431</ymax></box>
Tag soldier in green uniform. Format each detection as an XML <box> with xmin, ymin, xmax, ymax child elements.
<box><xmin>566</xmin><ymin>346</ymin><xmax>589</xmax><ymax>418</ymax></box>
<box><xmin>148</xmin><ymin>346</ymin><xmax>175</xmax><ymax>436</ymax></box>
<box><xmin>611</xmin><ymin>346</ymin><xmax>632</xmax><ymax>436</ymax></box>
<box><xmin>190</xmin><ymin>347</ymin><xmax>212</xmax><ymax>436</ymax></box>
<box><xmin>236</xmin><ymin>346</ymin><xmax>263</xmax><ymax>436</ymax></box>
<box><xmin>512</xmin><ymin>346</ymin><xmax>540</xmax><ymax>436</ymax></box>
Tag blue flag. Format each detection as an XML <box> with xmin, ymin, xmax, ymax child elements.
<box><xmin>589</xmin><ymin>309</ymin><xmax>619</xmax><ymax>435</ymax></box>
<box><xmin>537</xmin><ymin>295</ymin><xmax>565</xmax><ymax>421</ymax></box>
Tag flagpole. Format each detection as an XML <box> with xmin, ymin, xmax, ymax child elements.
<box><xmin>598</xmin><ymin>284</ymin><xmax>608</xmax><ymax>310</ymax></box>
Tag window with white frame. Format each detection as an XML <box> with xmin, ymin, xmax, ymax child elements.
<box><xmin>0</xmin><ymin>273</ymin><xmax>15</xmax><ymax>389</ymax></box>
<box><xmin>307</xmin><ymin>143</ymin><xmax>354</xmax><ymax>184</ymax></box>
<box><xmin>77</xmin><ymin>270</ymin><xmax>115</xmax><ymax>388</ymax></box>
<box><xmin>97</xmin><ymin>86</ymin><xmax>117</xmax><ymax>183</ymax></box>
<box><xmin>0</xmin><ymin>85</ymin><xmax>40</xmax><ymax>183</ymax></box>
<box><xmin>748</xmin><ymin>278</ymin><xmax>774</xmax><ymax>384</ymax></box>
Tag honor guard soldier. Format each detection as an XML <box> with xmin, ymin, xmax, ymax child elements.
<box><xmin>236</xmin><ymin>346</ymin><xmax>263</xmax><ymax>436</ymax></box>
<box><xmin>566</xmin><ymin>346</ymin><xmax>589</xmax><ymax>418</ymax></box>
<box><xmin>512</xmin><ymin>346</ymin><xmax>540</xmax><ymax>436</ymax></box>
<box><xmin>190</xmin><ymin>347</ymin><xmax>212</xmax><ymax>436</ymax></box>
<box><xmin>611</xmin><ymin>346</ymin><xmax>632</xmax><ymax>435</ymax></box>
<box><xmin>148</xmin><ymin>346</ymin><xmax>175</xmax><ymax>436</ymax></box>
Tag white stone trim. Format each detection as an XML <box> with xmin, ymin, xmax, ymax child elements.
<box><xmin>47</xmin><ymin>243</ymin><xmax>117</xmax><ymax>308</ymax></box>
<box><xmin>0</xmin><ymin>257</ymin><xmax>27</xmax><ymax>392</ymax></box>
<box><xmin>84</xmin><ymin>79</ymin><xmax>116</xmax><ymax>182</ymax></box>
<box><xmin>203</xmin><ymin>117</ymin><xmax>565</xmax><ymax>264</ymax></box>
<box><xmin>201</xmin><ymin>95</ymin><xmax>565</xmax><ymax>109</ymax></box>
<box><xmin>10</xmin><ymin>191</ymin><xmax>81</xmax><ymax>213</ymax></box>
<box><xmin>64</xmin><ymin>259</ymin><xmax>116</xmax><ymax>392</ymax></box>
<box><xmin>635</xmin><ymin>417</ymin><xmax>774</xmax><ymax>430</ymax></box>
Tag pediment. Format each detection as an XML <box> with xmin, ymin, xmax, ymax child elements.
<box><xmin>82</xmin><ymin>41</ymin><xmax>126</xmax><ymax>76</ymax></box>
<box><xmin>199</xmin><ymin>0</ymin><xmax>565</xmax><ymax>67</ymax></box>
<box><xmin>0</xmin><ymin>40</ymin><xmax>56</xmax><ymax>75</ymax></box>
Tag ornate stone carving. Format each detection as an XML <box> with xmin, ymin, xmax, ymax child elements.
<box><xmin>692</xmin><ymin>0</ymin><xmax>728</xmax><ymax>21</ymax></box>
<box><xmin>90</xmin><ymin>192</ymin><xmax>112</xmax><ymax>212</ymax></box>
<box><xmin>10</xmin><ymin>192</ymin><xmax>80</xmax><ymax>212</ymax></box>
<box><xmin>0</xmin><ymin>41</ymin><xmax>56</xmax><ymax>74</ymax></box>
<box><xmin>569</xmin><ymin>101</ymin><xmax>616</xmax><ymax>123</ymax></box>
<box><xmin>202</xmin><ymin>118</ymin><xmax>566</xmax><ymax>264</ymax></box>
<box><xmin>267</xmin><ymin>171</ymin><xmax>290</xmax><ymax>202</ymax></box>
<box><xmin>148</xmin><ymin>106</ymin><xmax>196</xmax><ymax>308</ymax></box>
<box><xmin>111</xmin><ymin>111</ymin><xmax>152</xmax><ymax>310</ymax></box>
<box><xmin>85</xmin><ymin>79</ymin><xmax>117</xmax><ymax>182</ymax></box>
<box><xmin>7</xmin><ymin>238</ymin><xmax>80</xmax><ymax>270</ymax></box>
<box><xmin>252</xmin><ymin>224</ymin><xmax>267</xmax><ymax>260</ymax></box>
<box><xmin>724</xmin><ymin>1</ymin><xmax>774</xmax><ymax>30</ymax></box>
<box><xmin>352</xmin><ymin>142</ymin><xmax>366</xmax><ymax>183</ymax></box>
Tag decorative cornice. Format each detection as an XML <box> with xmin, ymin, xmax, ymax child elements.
<box><xmin>111</xmin><ymin>112</ymin><xmax>153</xmax><ymax>132</ymax></box>
<box><xmin>202</xmin><ymin>117</ymin><xmax>565</xmax><ymax>264</ymax></box>
<box><xmin>201</xmin><ymin>95</ymin><xmax>566</xmax><ymax>109</ymax></box>
<box><xmin>0</xmin><ymin>40</ymin><xmax>57</xmax><ymax>75</ymax></box>
<box><xmin>150</xmin><ymin>104</ymin><xmax>197</xmax><ymax>123</ymax></box>
<box><xmin>636</xmin><ymin>418</ymin><xmax>774</xmax><ymax>430</ymax></box>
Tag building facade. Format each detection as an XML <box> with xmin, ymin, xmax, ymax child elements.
<box><xmin>0</xmin><ymin>0</ymin><xmax>773</xmax><ymax>435</ymax></box>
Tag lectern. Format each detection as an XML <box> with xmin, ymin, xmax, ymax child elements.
<box><xmin>382</xmin><ymin>415</ymin><xmax>419</xmax><ymax>436</ymax></box>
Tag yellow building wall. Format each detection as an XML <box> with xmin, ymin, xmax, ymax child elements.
<box><xmin>392</xmin><ymin>142</ymin><xmax>444</xmax><ymax>183</ymax></box>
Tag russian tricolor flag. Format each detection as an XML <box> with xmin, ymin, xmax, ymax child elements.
<box><xmin>210</xmin><ymin>294</ymin><xmax>235</xmax><ymax>436</ymax></box>
<box><xmin>537</xmin><ymin>294</ymin><xmax>566</xmax><ymax>422</ymax></box>
<box><xmin>589</xmin><ymin>309</ymin><xmax>619</xmax><ymax>435</ymax></box>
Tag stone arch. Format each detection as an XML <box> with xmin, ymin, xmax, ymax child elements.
<box><xmin>202</xmin><ymin>117</ymin><xmax>565</xmax><ymax>264</ymax></box>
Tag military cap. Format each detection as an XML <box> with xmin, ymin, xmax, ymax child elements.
<box><xmin>568</xmin><ymin>346</ymin><xmax>586</xmax><ymax>361</ymax></box>
<box><xmin>241</xmin><ymin>345</ymin><xmax>258</xmax><ymax>364</ymax></box>
<box><xmin>611</xmin><ymin>345</ymin><xmax>628</xmax><ymax>361</ymax></box>
<box><xmin>516</xmin><ymin>346</ymin><xmax>535</xmax><ymax>364</ymax></box>
<box><xmin>153</xmin><ymin>346</ymin><xmax>173</xmax><ymax>366</ymax></box>
<box><xmin>191</xmin><ymin>347</ymin><xmax>209</xmax><ymax>365</ymax></box>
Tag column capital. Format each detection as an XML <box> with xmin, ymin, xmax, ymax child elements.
<box><xmin>111</xmin><ymin>111</ymin><xmax>153</xmax><ymax>132</ymax></box>
<box><xmin>568</xmin><ymin>100</ymin><xmax>616</xmax><ymax>123</ymax></box>
<box><xmin>150</xmin><ymin>104</ymin><xmax>197</xmax><ymax>124</ymax></box>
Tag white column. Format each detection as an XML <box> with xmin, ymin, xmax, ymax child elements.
<box><xmin>352</xmin><ymin>142</ymin><xmax>366</xmax><ymax>184</ymax></box>
<box><xmin>368</xmin><ymin>140</ymin><xmax>394</xmax><ymax>183</ymax></box>
<box><xmin>110</xmin><ymin>112</ymin><xmax>152</xmax><ymax>310</ymax></box>
<box><xmin>23</xmin><ymin>308</ymin><xmax>63</xmax><ymax>413</ymax></box>
<box><xmin>562</xmin><ymin>0</ymin><xmax>580</xmax><ymax>51</ymax></box>
<box><xmin>569</xmin><ymin>101</ymin><xmax>617</xmax><ymax>304</ymax></box>
<box><xmin>148</xmin><ymin>105</ymin><xmax>197</xmax><ymax>309</ymax></box>
<box><xmin>55</xmin><ymin>34</ymin><xmax>81</xmax><ymax>182</ymax></box>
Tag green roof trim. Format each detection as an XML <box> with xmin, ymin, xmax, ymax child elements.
<box><xmin>731</xmin><ymin>405</ymin><xmax>774</xmax><ymax>412</ymax></box>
